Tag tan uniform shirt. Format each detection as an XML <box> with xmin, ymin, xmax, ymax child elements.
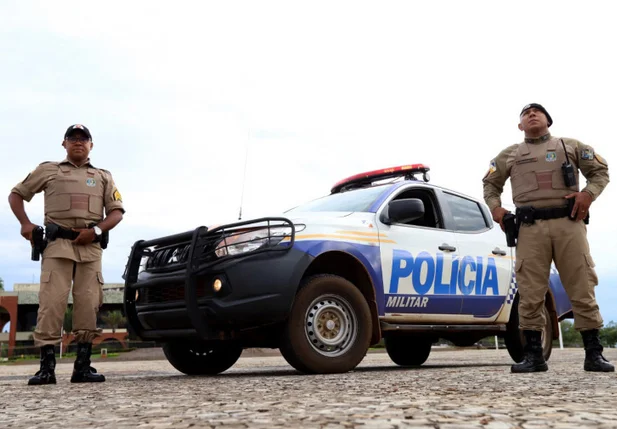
<box><xmin>483</xmin><ymin>134</ymin><xmax>609</xmax><ymax>211</ymax></box>
<box><xmin>11</xmin><ymin>158</ymin><xmax>125</xmax><ymax>262</ymax></box>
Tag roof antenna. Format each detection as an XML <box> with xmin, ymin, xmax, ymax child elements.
<box><xmin>238</xmin><ymin>130</ymin><xmax>250</xmax><ymax>220</ymax></box>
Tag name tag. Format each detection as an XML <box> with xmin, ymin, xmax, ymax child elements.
<box><xmin>516</xmin><ymin>157</ymin><xmax>538</xmax><ymax>165</ymax></box>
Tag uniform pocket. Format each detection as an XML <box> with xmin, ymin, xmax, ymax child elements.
<box><xmin>512</xmin><ymin>171</ymin><xmax>539</xmax><ymax>196</ymax></box>
<box><xmin>46</xmin><ymin>194</ymin><xmax>71</xmax><ymax>212</ymax></box>
<box><xmin>551</xmin><ymin>170</ymin><xmax>565</xmax><ymax>190</ymax></box>
<box><xmin>88</xmin><ymin>195</ymin><xmax>104</xmax><ymax>216</ymax></box>
<box><xmin>584</xmin><ymin>253</ymin><xmax>599</xmax><ymax>286</ymax></box>
<box><xmin>551</xmin><ymin>169</ymin><xmax>578</xmax><ymax>191</ymax></box>
<box><xmin>96</xmin><ymin>272</ymin><xmax>105</xmax><ymax>307</ymax></box>
<box><xmin>40</xmin><ymin>270</ymin><xmax>51</xmax><ymax>283</ymax></box>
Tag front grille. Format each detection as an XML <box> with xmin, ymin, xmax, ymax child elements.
<box><xmin>147</xmin><ymin>244</ymin><xmax>191</xmax><ymax>269</ymax></box>
<box><xmin>138</xmin><ymin>280</ymin><xmax>209</xmax><ymax>305</ymax></box>
<box><xmin>145</xmin><ymin>235</ymin><xmax>222</xmax><ymax>272</ymax></box>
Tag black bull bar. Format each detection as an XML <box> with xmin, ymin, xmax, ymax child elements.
<box><xmin>123</xmin><ymin>217</ymin><xmax>296</xmax><ymax>340</ymax></box>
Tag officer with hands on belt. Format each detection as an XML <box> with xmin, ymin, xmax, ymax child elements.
<box><xmin>483</xmin><ymin>103</ymin><xmax>613</xmax><ymax>374</ymax></box>
<box><xmin>8</xmin><ymin>124</ymin><xmax>125</xmax><ymax>385</ymax></box>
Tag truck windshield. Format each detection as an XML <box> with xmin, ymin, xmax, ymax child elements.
<box><xmin>286</xmin><ymin>184</ymin><xmax>391</xmax><ymax>213</ymax></box>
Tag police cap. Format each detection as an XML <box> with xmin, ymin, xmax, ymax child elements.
<box><xmin>64</xmin><ymin>124</ymin><xmax>92</xmax><ymax>140</ymax></box>
<box><xmin>520</xmin><ymin>103</ymin><xmax>553</xmax><ymax>127</ymax></box>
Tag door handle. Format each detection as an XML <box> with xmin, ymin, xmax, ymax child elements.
<box><xmin>492</xmin><ymin>248</ymin><xmax>507</xmax><ymax>256</ymax></box>
<box><xmin>438</xmin><ymin>244</ymin><xmax>456</xmax><ymax>252</ymax></box>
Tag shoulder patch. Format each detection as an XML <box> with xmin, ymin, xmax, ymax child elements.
<box><xmin>581</xmin><ymin>148</ymin><xmax>594</xmax><ymax>160</ymax></box>
<box><xmin>482</xmin><ymin>159</ymin><xmax>497</xmax><ymax>181</ymax></box>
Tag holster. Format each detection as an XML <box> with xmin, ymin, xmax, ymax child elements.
<box><xmin>502</xmin><ymin>213</ymin><xmax>518</xmax><ymax>247</ymax></box>
<box><xmin>87</xmin><ymin>223</ymin><xmax>109</xmax><ymax>249</ymax></box>
<box><xmin>31</xmin><ymin>226</ymin><xmax>47</xmax><ymax>261</ymax></box>
<box><xmin>566</xmin><ymin>198</ymin><xmax>590</xmax><ymax>224</ymax></box>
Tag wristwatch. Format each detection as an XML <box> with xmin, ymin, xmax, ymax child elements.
<box><xmin>93</xmin><ymin>225</ymin><xmax>103</xmax><ymax>239</ymax></box>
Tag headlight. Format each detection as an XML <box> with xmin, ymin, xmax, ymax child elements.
<box><xmin>215</xmin><ymin>226</ymin><xmax>292</xmax><ymax>257</ymax></box>
<box><xmin>138</xmin><ymin>255</ymin><xmax>150</xmax><ymax>274</ymax></box>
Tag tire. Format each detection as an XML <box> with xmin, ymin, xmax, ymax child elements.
<box><xmin>384</xmin><ymin>335</ymin><xmax>432</xmax><ymax>366</ymax></box>
<box><xmin>279</xmin><ymin>274</ymin><xmax>372</xmax><ymax>374</ymax></box>
<box><xmin>504</xmin><ymin>294</ymin><xmax>554</xmax><ymax>363</ymax></box>
<box><xmin>163</xmin><ymin>340</ymin><xmax>243</xmax><ymax>375</ymax></box>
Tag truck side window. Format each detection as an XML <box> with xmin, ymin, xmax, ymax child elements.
<box><xmin>442</xmin><ymin>192</ymin><xmax>489</xmax><ymax>232</ymax></box>
<box><xmin>391</xmin><ymin>188</ymin><xmax>443</xmax><ymax>229</ymax></box>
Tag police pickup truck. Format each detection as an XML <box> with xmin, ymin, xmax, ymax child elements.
<box><xmin>123</xmin><ymin>164</ymin><xmax>573</xmax><ymax>375</ymax></box>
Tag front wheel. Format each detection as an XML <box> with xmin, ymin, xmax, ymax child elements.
<box><xmin>504</xmin><ymin>294</ymin><xmax>554</xmax><ymax>363</ymax></box>
<box><xmin>163</xmin><ymin>340</ymin><xmax>243</xmax><ymax>375</ymax></box>
<box><xmin>279</xmin><ymin>274</ymin><xmax>372</xmax><ymax>374</ymax></box>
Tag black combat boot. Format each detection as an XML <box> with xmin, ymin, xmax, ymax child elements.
<box><xmin>70</xmin><ymin>343</ymin><xmax>106</xmax><ymax>383</ymax></box>
<box><xmin>511</xmin><ymin>330</ymin><xmax>548</xmax><ymax>373</ymax></box>
<box><xmin>28</xmin><ymin>345</ymin><xmax>57</xmax><ymax>385</ymax></box>
<box><xmin>582</xmin><ymin>329</ymin><xmax>615</xmax><ymax>372</ymax></box>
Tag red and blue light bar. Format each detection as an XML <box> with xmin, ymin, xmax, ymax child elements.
<box><xmin>331</xmin><ymin>164</ymin><xmax>430</xmax><ymax>194</ymax></box>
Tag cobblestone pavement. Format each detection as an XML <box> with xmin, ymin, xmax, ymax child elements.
<box><xmin>1</xmin><ymin>348</ymin><xmax>616</xmax><ymax>428</ymax></box>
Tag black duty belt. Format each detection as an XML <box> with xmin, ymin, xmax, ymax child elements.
<box><xmin>43</xmin><ymin>223</ymin><xmax>108</xmax><ymax>248</ymax></box>
<box><xmin>515</xmin><ymin>205</ymin><xmax>570</xmax><ymax>224</ymax></box>
<box><xmin>45</xmin><ymin>224</ymin><xmax>80</xmax><ymax>241</ymax></box>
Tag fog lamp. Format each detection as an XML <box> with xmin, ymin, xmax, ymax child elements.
<box><xmin>213</xmin><ymin>278</ymin><xmax>223</xmax><ymax>292</ymax></box>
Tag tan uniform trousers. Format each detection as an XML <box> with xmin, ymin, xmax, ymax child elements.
<box><xmin>515</xmin><ymin>216</ymin><xmax>603</xmax><ymax>332</ymax></box>
<box><xmin>33</xmin><ymin>256</ymin><xmax>104</xmax><ymax>347</ymax></box>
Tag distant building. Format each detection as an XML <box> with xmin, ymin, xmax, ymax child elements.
<box><xmin>0</xmin><ymin>283</ymin><xmax>126</xmax><ymax>358</ymax></box>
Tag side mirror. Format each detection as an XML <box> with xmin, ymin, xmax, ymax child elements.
<box><xmin>380</xmin><ymin>198</ymin><xmax>425</xmax><ymax>225</ymax></box>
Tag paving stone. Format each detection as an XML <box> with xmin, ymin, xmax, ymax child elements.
<box><xmin>1</xmin><ymin>348</ymin><xmax>616</xmax><ymax>428</ymax></box>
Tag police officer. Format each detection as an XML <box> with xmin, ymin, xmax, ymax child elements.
<box><xmin>8</xmin><ymin>124</ymin><xmax>125</xmax><ymax>385</ymax></box>
<box><xmin>483</xmin><ymin>104</ymin><xmax>613</xmax><ymax>373</ymax></box>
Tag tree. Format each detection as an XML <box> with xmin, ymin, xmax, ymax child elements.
<box><xmin>558</xmin><ymin>320</ymin><xmax>617</xmax><ymax>348</ymax></box>
<box><xmin>559</xmin><ymin>320</ymin><xmax>583</xmax><ymax>347</ymax></box>
<box><xmin>599</xmin><ymin>321</ymin><xmax>617</xmax><ymax>348</ymax></box>
<box><xmin>0</xmin><ymin>277</ymin><xmax>4</xmax><ymax>291</ymax></box>
<box><xmin>101</xmin><ymin>310</ymin><xmax>126</xmax><ymax>333</ymax></box>
<box><xmin>63</xmin><ymin>306</ymin><xmax>73</xmax><ymax>333</ymax></box>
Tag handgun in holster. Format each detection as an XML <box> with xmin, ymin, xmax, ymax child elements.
<box><xmin>502</xmin><ymin>213</ymin><xmax>518</xmax><ymax>248</ymax></box>
<box><xmin>31</xmin><ymin>226</ymin><xmax>47</xmax><ymax>261</ymax></box>
<box><xmin>566</xmin><ymin>197</ymin><xmax>590</xmax><ymax>224</ymax></box>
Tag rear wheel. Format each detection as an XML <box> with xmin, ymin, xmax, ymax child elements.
<box><xmin>279</xmin><ymin>274</ymin><xmax>372</xmax><ymax>374</ymax></box>
<box><xmin>505</xmin><ymin>294</ymin><xmax>554</xmax><ymax>362</ymax></box>
<box><xmin>385</xmin><ymin>335</ymin><xmax>433</xmax><ymax>366</ymax></box>
<box><xmin>163</xmin><ymin>340</ymin><xmax>242</xmax><ymax>375</ymax></box>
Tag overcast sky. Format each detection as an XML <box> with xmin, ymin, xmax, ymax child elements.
<box><xmin>1</xmin><ymin>1</ymin><xmax>616</xmax><ymax>324</ymax></box>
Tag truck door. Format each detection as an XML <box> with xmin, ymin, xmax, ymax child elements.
<box><xmin>439</xmin><ymin>191</ymin><xmax>513</xmax><ymax>323</ymax></box>
<box><xmin>377</xmin><ymin>186</ymin><xmax>468</xmax><ymax>322</ymax></box>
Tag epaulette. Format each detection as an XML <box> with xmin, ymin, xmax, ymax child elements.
<box><xmin>39</xmin><ymin>161</ymin><xmax>58</xmax><ymax>166</ymax></box>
